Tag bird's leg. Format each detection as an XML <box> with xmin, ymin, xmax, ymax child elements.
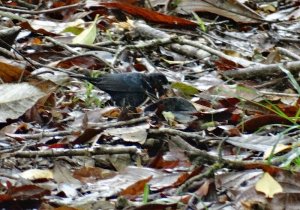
<box><xmin>145</xmin><ymin>90</ymin><xmax>159</xmax><ymax>103</ymax></box>
<box><xmin>139</xmin><ymin>96</ymin><xmax>151</xmax><ymax>106</ymax></box>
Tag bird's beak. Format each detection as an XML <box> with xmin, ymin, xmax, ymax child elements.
<box><xmin>163</xmin><ymin>83</ymin><xmax>171</xmax><ymax>89</ymax></box>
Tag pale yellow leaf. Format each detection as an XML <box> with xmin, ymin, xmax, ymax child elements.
<box><xmin>162</xmin><ymin>111</ymin><xmax>175</xmax><ymax>126</ymax></box>
<box><xmin>263</xmin><ymin>144</ymin><xmax>291</xmax><ymax>160</ymax></box>
<box><xmin>20</xmin><ymin>169</ymin><xmax>53</xmax><ymax>180</ymax></box>
<box><xmin>72</xmin><ymin>15</ymin><xmax>98</xmax><ymax>45</ymax></box>
<box><xmin>255</xmin><ymin>172</ymin><xmax>283</xmax><ymax>198</ymax></box>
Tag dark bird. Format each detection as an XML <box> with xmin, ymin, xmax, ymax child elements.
<box><xmin>72</xmin><ymin>72</ymin><xmax>169</xmax><ymax>107</ymax></box>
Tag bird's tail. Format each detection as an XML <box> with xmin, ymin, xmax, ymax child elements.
<box><xmin>69</xmin><ymin>74</ymin><xmax>99</xmax><ymax>84</ymax></box>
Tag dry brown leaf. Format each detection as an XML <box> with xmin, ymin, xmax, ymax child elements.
<box><xmin>120</xmin><ymin>176</ymin><xmax>152</xmax><ymax>197</ymax></box>
<box><xmin>0</xmin><ymin>57</ymin><xmax>30</xmax><ymax>83</ymax></box>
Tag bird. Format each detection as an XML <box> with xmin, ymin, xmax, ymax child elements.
<box><xmin>71</xmin><ymin>72</ymin><xmax>169</xmax><ymax>107</ymax></box>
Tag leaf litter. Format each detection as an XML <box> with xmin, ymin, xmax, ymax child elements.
<box><xmin>1</xmin><ymin>0</ymin><xmax>300</xmax><ymax>209</ymax></box>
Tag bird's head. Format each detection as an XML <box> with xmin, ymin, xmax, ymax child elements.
<box><xmin>147</xmin><ymin>73</ymin><xmax>169</xmax><ymax>96</ymax></box>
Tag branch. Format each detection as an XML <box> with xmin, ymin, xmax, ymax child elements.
<box><xmin>222</xmin><ymin>61</ymin><xmax>300</xmax><ymax>79</ymax></box>
<box><xmin>10</xmin><ymin>146</ymin><xmax>138</xmax><ymax>158</ymax></box>
<box><xmin>0</xmin><ymin>3</ymin><xmax>84</xmax><ymax>15</ymax></box>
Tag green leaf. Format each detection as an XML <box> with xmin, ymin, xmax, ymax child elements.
<box><xmin>162</xmin><ymin>111</ymin><xmax>175</xmax><ymax>125</ymax></box>
<box><xmin>171</xmin><ymin>82</ymin><xmax>199</xmax><ymax>96</ymax></box>
<box><xmin>143</xmin><ymin>184</ymin><xmax>149</xmax><ymax>204</ymax></box>
<box><xmin>61</xmin><ymin>19</ymin><xmax>85</xmax><ymax>35</ymax></box>
<box><xmin>62</xmin><ymin>26</ymin><xmax>83</xmax><ymax>35</ymax></box>
<box><xmin>72</xmin><ymin>15</ymin><xmax>99</xmax><ymax>45</ymax></box>
<box><xmin>192</xmin><ymin>11</ymin><xmax>206</xmax><ymax>32</ymax></box>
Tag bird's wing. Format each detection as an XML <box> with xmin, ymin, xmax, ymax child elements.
<box><xmin>90</xmin><ymin>73</ymin><xmax>146</xmax><ymax>93</ymax></box>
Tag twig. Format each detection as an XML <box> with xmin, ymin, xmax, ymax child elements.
<box><xmin>276</xmin><ymin>47</ymin><xmax>300</xmax><ymax>61</ymax></box>
<box><xmin>132</xmin><ymin>21</ymin><xmax>256</xmax><ymax>67</ymax></box>
<box><xmin>253</xmin><ymin>78</ymin><xmax>284</xmax><ymax>88</ymax></box>
<box><xmin>0</xmin><ymin>10</ymin><xmax>28</xmax><ymax>22</ymax></box>
<box><xmin>83</xmin><ymin>52</ymin><xmax>116</xmax><ymax>70</ymax></box>
<box><xmin>0</xmin><ymin>3</ymin><xmax>84</xmax><ymax>15</ymax></box>
<box><xmin>148</xmin><ymin>128</ymin><xmax>206</xmax><ymax>142</ymax></box>
<box><xmin>176</xmin><ymin>163</ymin><xmax>222</xmax><ymax>194</ymax></box>
<box><xmin>222</xmin><ymin>61</ymin><xmax>300</xmax><ymax>79</ymax></box>
<box><xmin>88</xmin><ymin>116</ymin><xmax>149</xmax><ymax>128</ymax></box>
<box><xmin>10</xmin><ymin>146</ymin><xmax>138</xmax><ymax>158</ymax></box>
<box><xmin>45</xmin><ymin>37</ymin><xmax>80</xmax><ymax>55</ymax></box>
<box><xmin>14</xmin><ymin>0</ymin><xmax>37</xmax><ymax>9</ymax></box>
<box><xmin>132</xmin><ymin>21</ymin><xmax>210</xmax><ymax>60</ymax></box>
<box><xmin>259</xmin><ymin>90</ymin><xmax>299</xmax><ymax>97</ymax></box>
<box><xmin>112</xmin><ymin>36</ymin><xmax>176</xmax><ymax>66</ymax></box>
<box><xmin>177</xmin><ymin>37</ymin><xmax>256</xmax><ymax>67</ymax></box>
<box><xmin>279</xmin><ymin>37</ymin><xmax>300</xmax><ymax>43</ymax></box>
<box><xmin>0</xmin><ymin>46</ymin><xmax>24</xmax><ymax>60</ymax></box>
<box><xmin>1</xmin><ymin>130</ymin><xmax>74</xmax><ymax>141</ymax></box>
<box><xmin>67</xmin><ymin>43</ymin><xmax>117</xmax><ymax>53</ymax></box>
<box><xmin>1</xmin><ymin>116</ymin><xmax>149</xmax><ymax>141</ymax></box>
<box><xmin>94</xmin><ymin>40</ymin><xmax>124</xmax><ymax>47</ymax></box>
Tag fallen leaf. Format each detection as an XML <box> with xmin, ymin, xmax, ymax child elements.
<box><xmin>104</xmin><ymin>124</ymin><xmax>149</xmax><ymax>144</ymax></box>
<box><xmin>162</xmin><ymin>111</ymin><xmax>176</xmax><ymax>126</ymax></box>
<box><xmin>0</xmin><ymin>57</ymin><xmax>30</xmax><ymax>83</ymax></box>
<box><xmin>20</xmin><ymin>169</ymin><xmax>53</xmax><ymax>180</ymax></box>
<box><xmin>101</xmin><ymin>2</ymin><xmax>196</xmax><ymax>27</ymax></box>
<box><xmin>255</xmin><ymin>172</ymin><xmax>283</xmax><ymax>198</ymax></box>
<box><xmin>0</xmin><ymin>83</ymin><xmax>46</xmax><ymax>122</ymax></box>
<box><xmin>72</xmin><ymin>15</ymin><xmax>98</xmax><ymax>45</ymax></box>
<box><xmin>171</xmin><ymin>82</ymin><xmax>199</xmax><ymax>96</ymax></box>
<box><xmin>120</xmin><ymin>176</ymin><xmax>152</xmax><ymax>197</ymax></box>
<box><xmin>263</xmin><ymin>144</ymin><xmax>291</xmax><ymax>160</ymax></box>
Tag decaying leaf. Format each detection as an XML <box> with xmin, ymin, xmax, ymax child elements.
<box><xmin>104</xmin><ymin>124</ymin><xmax>149</xmax><ymax>144</ymax></box>
<box><xmin>0</xmin><ymin>83</ymin><xmax>46</xmax><ymax>122</ymax></box>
